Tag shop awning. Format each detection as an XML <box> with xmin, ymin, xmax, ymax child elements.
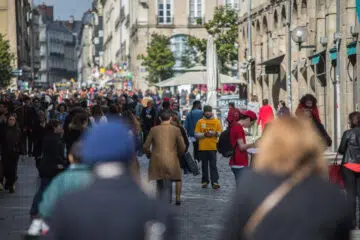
<box><xmin>259</xmin><ymin>54</ymin><xmax>285</xmax><ymax>74</ymax></box>
<box><xmin>329</xmin><ymin>48</ymin><xmax>337</xmax><ymax>61</ymax></box>
<box><xmin>309</xmin><ymin>50</ymin><xmax>325</xmax><ymax>65</ymax></box>
<box><xmin>347</xmin><ymin>41</ymin><xmax>357</xmax><ymax>56</ymax></box>
<box><xmin>259</xmin><ymin>54</ymin><xmax>285</xmax><ymax>66</ymax></box>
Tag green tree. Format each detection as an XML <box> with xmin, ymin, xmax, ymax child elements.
<box><xmin>138</xmin><ymin>33</ymin><xmax>175</xmax><ymax>84</ymax></box>
<box><xmin>0</xmin><ymin>34</ymin><xmax>14</xmax><ymax>87</ymax></box>
<box><xmin>188</xmin><ymin>6</ymin><xmax>239</xmax><ymax>73</ymax></box>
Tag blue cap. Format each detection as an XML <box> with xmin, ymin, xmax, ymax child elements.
<box><xmin>82</xmin><ymin>121</ymin><xmax>134</xmax><ymax>165</ymax></box>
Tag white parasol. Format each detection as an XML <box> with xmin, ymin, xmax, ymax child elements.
<box><xmin>206</xmin><ymin>35</ymin><xmax>218</xmax><ymax>115</ymax></box>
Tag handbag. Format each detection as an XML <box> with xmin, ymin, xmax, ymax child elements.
<box><xmin>243</xmin><ymin>163</ymin><xmax>313</xmax><ymax>239</ymax></box>
<box><xmin>329</xmin><ymin>155</ymin><xmax>344</xmax><ymax>188</ymax></box>
<box><xmin>183</xmin><ymin>152</ymin><xmax>200</xmax><ymax>176</ymax></box>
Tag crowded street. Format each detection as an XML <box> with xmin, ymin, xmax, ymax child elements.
<box><xmin>0</xmin><ymin>154</ymin><xmax>235</xmax><ymax>240</ymax></box>
<box><xmin>2</xmin><ymin>0</ymin><xmax>360</xmax><ymax>239</ymax></box>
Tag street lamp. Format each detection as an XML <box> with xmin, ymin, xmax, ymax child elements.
<box><xmin>291</xmin><ymin>26</ymin><xmax>316</xmax><ymax>97</ymax></box>
<box><xmin>291</xmin><ymin>26</ymin><xmax>311</xmax><ymax>49</ymax></box>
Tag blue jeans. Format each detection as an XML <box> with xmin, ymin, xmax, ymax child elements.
<box><xmin>30</xmin><ymin>178</ymin><xmax>52</xmax><ymax>216</ymax></box>
<box><xmin>231</xmin><ymin>168</ymin><xmax>246</xmax><ymax>187</ymax></box>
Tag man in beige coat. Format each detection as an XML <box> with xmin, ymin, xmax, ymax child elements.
<box><xmin>144</xmin><ymin>109</ymin><xmax>186</xmax><ymax>205</ymax></box>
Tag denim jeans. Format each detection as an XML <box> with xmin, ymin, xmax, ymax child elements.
<box><xmin>231</xmin><ymin>167</ymin><xmax>247</xmax><ymax>187</ymax></box>
<box><xmin>30</xmin><ymin>178</ymin><xmax>52</xmax><ymax>216</ymax></box>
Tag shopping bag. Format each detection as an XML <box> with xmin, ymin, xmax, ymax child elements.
<box><xmin>183</xmin><ymin>152</ymin><xmax>200</xmax><ymax>176</ymax></box>
<box><xmin>329</xmin><ymin>162</ymin><xmax>344</xmax><ymax>188</ymax></box>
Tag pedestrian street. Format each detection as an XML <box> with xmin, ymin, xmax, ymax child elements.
<box><xmin>0</xmin><ymin>154</ymin><xmax>236</xmax><ymax>240</ymax></box>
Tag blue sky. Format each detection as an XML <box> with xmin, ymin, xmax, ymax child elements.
<box><xmin>34</xmin><ymin>0</ymin><xmax>92</xmax><ymax>20</ymax></box>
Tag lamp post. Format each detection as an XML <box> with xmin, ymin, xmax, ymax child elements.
<box><xmin>291</xmin><ymin>26</ymin><xmax>316</xmax><ymax>101</ymax></box>
<box><xmin>286</xmin><ymin>0</ymin><xmax>292</xmax><ymax>111</ymax></box>
<box><xmin>248</xmin><ymin>0</ymin><xmax>253</xmax><ymax>98</ymax></box>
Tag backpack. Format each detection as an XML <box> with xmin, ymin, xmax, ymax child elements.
<box><xmin>217</xmin><ymin>128</ymin><xmax>235</xmax><ymax>158</ymax></box>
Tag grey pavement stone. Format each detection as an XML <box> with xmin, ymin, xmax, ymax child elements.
<box><xmin>0</xmin><ymin>157</ymin><xmax>38</xmax><ymax>240</ymax></box>
<box><xmin>0</xmin><ymin>154</ymin><xmax>236</xmax><ymax>240</ymax></box>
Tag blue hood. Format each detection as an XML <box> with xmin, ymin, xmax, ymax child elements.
<box><xmin>184</xmin><ymin>109</ymin><xmax>203</xmax><ymax>137</ymax></box>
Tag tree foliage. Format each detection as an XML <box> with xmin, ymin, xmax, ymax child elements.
<box><xmin>0</xmin><ymin>34</ymin><xmax>14</xmax><ymax>87</ymax></box>
<box><xmin>138</xmin><ymin>33</ymin><xmax>175</xmax><ymax>84</ymax></box>
<box><xmin>188</xmin><ymin>6</ymin><xmax>239</xmax><ymax>73</ymax></box>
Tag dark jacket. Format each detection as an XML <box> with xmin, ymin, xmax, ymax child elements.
<box><xmin>313</xmin><ymin>119</ymin><xmax>332</xmax><ymax>147</ymax></box>
<box><xmin>338</xmin><ymin>127</ymin><xmax>360</xmax><ymax>164</ymax></box>
<box><xmin>65</xmin><ymin>123</ymin><xmax>85</xmax><ymax>151</ymax></box>
<box><xmin>15</xmin><ymin>105</ymin><xmax>36</xmax><ymax>130</ymax></box>
<box><xmin>47</xmin><ymin>174</ymin><xmax>176</xmax><ymax>240</ymax></box>
<box><xmin>141</xmin><ymin>107</ymin><xmax>157</xmax><ymax>131</ymax></box>
<box><xmin>219</xmin><ymin>170</ymin><xmax>351</xmax><ymax>240</ymax></box>
<box><xmin>38</xmin><ymin>133</ymin><xmax>66</xmax><ymax>179</ymax></box>
<box><xmin>1</xmin><ymin>125</ymin><xmax>21</xmax><ymax>154</ymax></box>
<box><xmin>277</xmin><ymin>106</ymin><xmax>290</xmax><ymax>118</ymax></box>
<box><xmin>33</xmin><ymin>122</ymin><xmax>46</xmax><ymax>158</ymax></box>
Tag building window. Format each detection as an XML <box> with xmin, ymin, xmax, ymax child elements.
<box><xmin>170</xmin><ymin>35</ymin><xmax>195</xmax><ymax>69</ymax></box>
<box><xmin>224</xmin><ymin>0</ymin><xmax>239</xmax><ymax>9</ymax></box>
<box><xmin>189</xmin><ymin>0</ymin><xmax>202</xmax><ymax>24</ymax></box>
<box><xmin>158</xmin><ymin>0</ymin><xmax>172</xmax><ymax>24</ymax></box>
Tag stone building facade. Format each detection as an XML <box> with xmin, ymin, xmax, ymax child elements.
<box><xmin>34</xmin><ymin>4</ymin><xmax>79</xmax><ymax>87</ymax></box>
<box><xmin>0</xmin><ymin>0</ymin><xmax>32</xmax><ymax>86</ymax></box>
<box><xmin>129</xmin><ymin>0</ymin><xmax>223</xmax><ymax>90</ymax></box>
<box><xmin>238</xmin><ymin>0</ymin><xmax>357</xmax><ymax>145</ymax></box>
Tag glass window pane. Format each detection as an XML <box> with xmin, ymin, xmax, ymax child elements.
<box><xmin>166</xmin><ymin>17</ymin><xmax>171</xmax><ymax>23</ymax></box>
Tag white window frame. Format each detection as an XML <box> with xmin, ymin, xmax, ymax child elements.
<box><xmin>189</xmin><ymin>0</ymin><xmax>204</xmax><ymax>24</ymax></box>
<box><xmin>157</xmin><ymin>0</ymin><xmax>173</xmax><ymax>24</ymax></box>
<box><xmin>225</xmin><ymin>0</ymin><xmax>239</xmax><ymax>10</ymax></box>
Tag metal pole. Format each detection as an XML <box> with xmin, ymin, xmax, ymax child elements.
<box><xmin>334</xmin><ymin>0</ymin><xmax>341</xmax><ymax>150</ymax></box>
<box><xmin>287</xmin><ymin>0</ymin><xmax>292</xmax><ymax>111</ymax></box>
<box><xmin>248</xmin><ymin>0</ymin><xmax>253</xmax><ymax>97</ymax></box>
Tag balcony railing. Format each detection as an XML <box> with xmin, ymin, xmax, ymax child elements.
<box><xmin>156</xmin><ymin>15</ymin><xmax>174</xmax><ymax>27</ymax></box>
<box><xmin>188</xmin><ymin>17</ymin><xmax>205</xmax><ymax>27</ymax></box>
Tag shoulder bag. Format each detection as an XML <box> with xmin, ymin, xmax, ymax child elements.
<box><xmin>243</xmin><ymin>163</ymin><xmax>313</xmax><ymax>239</ymax></box>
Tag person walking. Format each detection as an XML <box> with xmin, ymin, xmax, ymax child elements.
<box><xmin>257</xmin><ymin>99</ymin><xmax>274</xmax><ymax>131</ymax></box>
<box><xmin>338</xmin><ymin>111</ymin><xmax>360</xmax><ymax>228</ymax></box>
<box><xmin>39</xmin><ymin>141</ymin><xmax>93</xmax><ymax>220</ymax></box>
<box><xmin>194</xmin><ymin>105</ymin><xmax>222</xmax><ymax>189</ymax></box>
<box><xmin>277</xmin><ymin>100</ymin><xmax>290</xmax><ymax>118</ymax></box>
<box><xmin>219</xmin><ymin>117</ymin><xmax>352</xmax><ymax>240</ymax></box>
<box><xmin>144</xmin><ymin>110</ymin><xmax>186</xmax><ymax>205</ymax></box>
<box><xmin>295</xmin><ymin>94</ymin><xmax>321</xmax><ymax>123</ymax></box>
<box><xmin>30</xmin><ymin>120</ymin><xmax>66</xmax><ymax>218</ymax></box>
<box><xmin>141</xmin><ymin>100</ymin><xmax>157</xmax><ymax>144</ymax></box>
<box><xmin>89</xmin><ymin>105</ymin><xmax>107</xmax><ymax>126</ymax></box>
<box><xmin>184</xmin><ymin>100</ymin><xmax>203</xmax><ymax>162</ymax></box>
<box><xmin>0</xmin><ymin>115</ymin><xmax>21</xmax><ymax>193</ymax></box>
<box><xmin>47</xmin><ymin>122</ymin><xmax>176</xmax><ymax>240</ymax></box>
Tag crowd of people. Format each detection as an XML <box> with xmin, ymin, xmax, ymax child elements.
<box><xmin>0</xmin><ymin>87</ymin><xmax>358</xmax><ymax>239</ymax></box>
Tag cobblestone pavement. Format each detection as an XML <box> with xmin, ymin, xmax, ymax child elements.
<box><xmin>0</xmin><ymin>153</ymin><xmax>235</xmax><ymax>240</ymax></box>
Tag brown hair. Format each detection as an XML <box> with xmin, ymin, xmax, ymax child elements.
<box><xmin>253</xmin><ymin>117</ymin><xmax>327</xmax><ymax>177</ymax></box>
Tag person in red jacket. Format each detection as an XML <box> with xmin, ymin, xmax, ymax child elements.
<box><xmin>228</xmin><ymin>110</ymin><xmax>257</xmax><ymax>186</ymax></box>
<box><xmin>295</xmin><ymin>94</ymin><xmax>321</xmax><ymax>123</ymax></box>
<box><xmin>257</xmin><ymin>99</ymin><xmax>274</xmax><ymax>130</ymax></box>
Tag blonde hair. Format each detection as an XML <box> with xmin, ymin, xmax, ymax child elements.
<box><xmin>254</xmin><ymin>117</ymin><xmax>327</xmax><ymax>177</ymax></box>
